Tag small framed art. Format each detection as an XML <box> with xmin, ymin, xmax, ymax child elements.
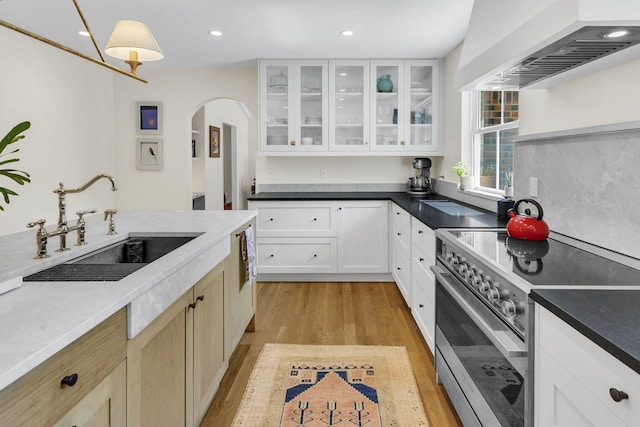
<box><xmin>135</xmin><ymin>101</ymin><xmax>163</xmax><ymax>134</ymax></box>
<box><xmin>209</xmin><ymin>125</ymin><xmax>220</xmax><ymax>158</ymax></box>
<box><xmin>137</xmin><ymin>138</ymin><xmax>163</xmax><ymax>170</ymax></box>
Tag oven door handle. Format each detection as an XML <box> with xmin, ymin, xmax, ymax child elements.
<box><xmin>432</xmin><ymin>265</ymin><xmax>527</xmax><ymax>358</ymax></box>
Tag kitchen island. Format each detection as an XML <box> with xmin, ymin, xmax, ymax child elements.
<box><xmin>0</xmin><ymin>209</ymin><xmax>257</xmax><ymax>419</ymax></box>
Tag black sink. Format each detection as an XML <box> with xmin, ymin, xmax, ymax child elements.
<box><xmin>24</xmin><ymin>235</ymin><xmax>200</xmax><ymax>282</ymax></box>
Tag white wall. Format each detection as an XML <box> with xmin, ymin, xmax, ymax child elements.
<box><xmin>519</xmin><ymin>59</ymin><xmax>640</xmax><ymax>135</ymax></box>
<box><xmin>203</xmin><ymin>100</ymin><xmax>249</xmax><ymax>210</ymax></box>
<box><xmin>0</xmin><ymin>27</ymin><xmax>116</xmax><ymax>236</ymax></box>
<box><xmin>113</xmin><ymin>67</ymin><xmax>258</xmax><ymax>211</ymax></box>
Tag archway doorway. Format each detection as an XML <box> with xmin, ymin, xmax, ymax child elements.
<box><xmin>190</xmin><ymin>98</ymin><xmax>251</xmax><ymax>211</ymax></box>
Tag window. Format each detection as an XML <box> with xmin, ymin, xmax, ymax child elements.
<box><xmin>471</xmin><ymin>91</ymin><xmax>518</xmax><ymax>192</ymax></box>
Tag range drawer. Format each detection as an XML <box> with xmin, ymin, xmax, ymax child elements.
<box><xmin>0</xmin><ymin>308</ymin><xmax>127</xmax><ymax>427</ymax></box>
<box><xmin>250</xmin><ymin>201</ymin><xmax>337</xmax><ymax>237</ymax></box>
<box><xmin>256</xmin><ymin>237</ymin><xmax>337</xmax><ymax>273</ymax></box>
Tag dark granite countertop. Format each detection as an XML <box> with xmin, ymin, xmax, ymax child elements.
<box><xmin>531</xmin><ymin>289</ymin><xmax>640</xmax><ymax>374</ymax></box>
<box><xmin>248</xmin><ymin>192</ymin><xmax>508</xmax><ymax>229</ymax></box>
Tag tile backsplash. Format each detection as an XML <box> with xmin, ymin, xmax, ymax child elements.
<box><xmin>513</xmin><ymin>121</ymin><xmax>640</xmax><ymax>260</ymax></box>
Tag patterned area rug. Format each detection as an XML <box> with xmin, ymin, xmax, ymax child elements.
<box><xmin>232</xmin><ymin>344</ymin><xmax>429</xmax><ymax>426</ymax></box>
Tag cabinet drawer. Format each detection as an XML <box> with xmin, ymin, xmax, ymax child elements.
<box><xmin>392</xmin><ymin>246</ymin><xmax>411</xmax><ymax>304</ymax></box>
<box><xmin>251</xmin><ymin>202</ymin><xmax>337</xmax><ymax>237</ymax></box>
<box><xmin>256</xmin><ymin>237</ymin><xmax>337</xmax><ymax>273</ymax></box>
<box><xmin>391</xmin><ymin>220</ymin><xmax>411</xmax><ymax>252</ymax></box>
<box><xmin>391</xmin><ymin>203</ymin><xmax>411</xmax><ymax>234</ymax></box>
<box><xmin>411</xmin><ymin>269</ymin><xmax>435</xmax><ymax>352</ymax></box>
<box><xmin>0</xmin><ymin>309</ymin><xmax>127</xmax><ymax>427</ymax></box>
<box><xmin>412</xmin><ymin>256</ymin><xmax>435</xmax><ymax>304</ymax></box>
<box><xmin>411</xmin><ymin>217</ymin><xmax>435</xmax><ymax>263</ymax></box>
<box><xmin>538</xmin><ymin>306</ymin><xmax>640</xmax><ymax>424</ymax></box>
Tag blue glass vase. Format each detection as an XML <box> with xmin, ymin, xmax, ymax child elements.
<box><xmin>376</xmin><ymin>74</ymin><xmax>393</xmax><ymax>92</ymax></box>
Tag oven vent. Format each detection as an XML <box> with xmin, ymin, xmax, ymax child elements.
<box><xmin>485</xmin><ymin>26</ymin><xmax>640</xmax><ymax>89</ymax></box>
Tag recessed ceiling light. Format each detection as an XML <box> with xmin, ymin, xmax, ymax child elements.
<box><xmin>209</xmin><ymin>30</ymin><xmax>223</xmax><ymax>37</ymax></box>
<box><xmin>604</xmin><ymin>30</ymin><xmax>629</xmax><ymax>39</ymax></box>
<box><xmin>340</xmin><ymin>30</ymin><xmax>354</xmax><ymax>37</ymax></box>
<box><xmin>77</xmin><ymin>30</ymin><xmax>90</xmax><ymax>37</ymax></box>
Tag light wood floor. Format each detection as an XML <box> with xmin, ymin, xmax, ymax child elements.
<box><xmin>200</xmin><ymin>281</ymin><xmax>462</xmax><ymax>427</ymax></box>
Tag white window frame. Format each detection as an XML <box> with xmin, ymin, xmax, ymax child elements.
<box><xmin>469</xmin><ymin>90</ymin><xmax>518</xmax><ymax>195</ymax></box>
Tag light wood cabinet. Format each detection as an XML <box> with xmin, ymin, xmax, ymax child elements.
<box><xmin>127</xmin><ymin>262</ymin><xmax>226</xmax><ymax>427</ymax></box>
<box><xmin>53</xmin><ymin>360</ymin><xmax>126</xmax><ymax>427</ymax></box>
<box><xmin>0</xmin><ymin>309</ymin><xmax>127</xmax><ymax>427</ymax></box>
<box><xmin>535</xmin><ymin>304</ymin><xmax>640</xmax><ymax>427</ymax></box>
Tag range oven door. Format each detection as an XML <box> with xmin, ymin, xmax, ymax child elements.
<box><xmin>432</xmin><ymin>263</ymin><xmax>528</xmax><ymax>427</ymax></box>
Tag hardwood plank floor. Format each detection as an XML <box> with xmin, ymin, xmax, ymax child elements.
<box><xmin>200</xmin><ymin>281</ymin><xmax>462</xmax><ymax>427</ymax></box>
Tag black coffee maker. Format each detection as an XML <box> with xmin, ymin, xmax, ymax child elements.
<box><xmin>407</xmin><ymin>158</ymin><xmax>433</xmax><ymax>195</ymax></box>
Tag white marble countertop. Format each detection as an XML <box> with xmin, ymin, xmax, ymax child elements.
<box><xmin>0</xmin><ymin>209</ymin><xmax>257</xmax><ymax>392</ymax></box>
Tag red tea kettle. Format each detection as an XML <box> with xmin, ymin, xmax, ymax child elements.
<box><xmin>506</xmin><ymin>199</ymin><xmax>549</xmax><ymax>241</ymax></box>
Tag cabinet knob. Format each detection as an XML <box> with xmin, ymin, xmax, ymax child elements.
<box><xmin>400</xmin><ymin>140</ymin><xmax>405</xmax><ymax>145</ymax></box>
<box><xmin>189</xmin><ymin>302</ymin><xmax>197</xmax><ymax>309</ymax></box>
<box><xmin>269</xmin><ymin>218</ymin><xmax>274</xmax><ymax>222</ymax></box>
<box><xmin>419</xmin><ymin>304</ymin><xmax>424</xmax><ymax>308</ymax></box>
<box><xmin>419</xmin><ymin>257</ymin><xmax>424</xmax><ymax>262</ymax></box>
<box><xmin>61</xmin><ymin>373</ymin><xmax>79</xmax><ymax>387</ymax></box>
<box><xmin>197</xmin><ymin>295</ymin><xmax>204</xmax><ymax>302</ymax></box>
<box><xmin>609</xmin><ymin>388</ymin><xmax>629</xmax><ymax>402</ymax></box>
<box><xmin>396</xmin><ymin>212</ymin><xmax>400</xmax><ymax>215</ymax></box>
<box><xmin>418</xmin><ymin>230</ymin><xmax>423</xmax><ymax>234</ymax></box>
<box><xmin>313</xmin><ymin>218</ymin><xmax>317</xmax><ymax>221</ymax></box>
<box><xmin>290</xmin><ymin>140</ymin><xmax>296</xmax><ymax>145</ymax></box>
<box><xmin>313</xmin><ymin>254</ymin><xmax>317</xmax><ymax>258</ymax></box>
<box><xmin>269</xmin><ymin>254</ymin><xmax>274</xmax><ymax>258</ymax></box>
<box><xmin>397</xmin><ymin>267</ymin><xmax>401</xmax><ymax>271</ymax></box>
<box><xmin>338</xmin><ymin>207</ymin><xmax>342</xmax><ymax>210</ymax></box>
<box><xmin>397</xmin><ymin>232</ymin><xmax>401</xmax><ymax>236</ymax></box>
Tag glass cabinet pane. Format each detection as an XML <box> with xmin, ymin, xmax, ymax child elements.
<box><xmin>299</xmin><ymin>65</ymin><xmax>324</xmax><ymax>147</ymax></box>
<box><xmin>372</xmin><ymin>64</ymin><xmax>401</xmax><ymax>149</ymax></box>
<box><xmin>265</xmin><ymin>64</ymin><xmax>291</xmax><ymax>148</ymax></box>
<box><xmin>407</xmin><ymin>63</ymin><xmax>433</xmax><ymax>148</ymax></box>
<box><xmin>332</xmin><ymin>63</ymin><xmax>366</xmax><ymax>149</ymax></box>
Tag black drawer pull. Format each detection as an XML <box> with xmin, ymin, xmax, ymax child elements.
<box><xmin>419</xmin><ymin>304</ymin><xmax>424</xmax><ymax>308</ymax></box>
<box><xmin>313</xmin><ymin>254</ymin><xmax>317</xmax><ymax>257</ymax></box>
<box><xmin>269</xmin><ymin>254</ymin><xmax>274</xmax><ymax>257</ymax></box>
<box><xmin>313</xmin><ymin>218</ymin><xmax>317</xmax><ymax>221</ymax></box>
<box><xmin>418</xmin><ymin>230</ymin><xmax>423</xmax><ymax>234</ymax></box>
<box><xmin>189</xmin><ymin>302</ymin><xmax>197</xmax><ymax>309</ymax></box>
<box><xmin>269</xmin><ymin>218</ymin><xmax>274</xmax><ymax>221</ymax></box>
<box><xmin>397</xmin><ymin>232</ymin><xmax>401</xmax><ymax>236</ymax></box>
<box><xmin>397</xmin><ymin>267</ymin><xmax>401</xmax><ymax>271</ymax></box>
<box><xmin>61</xmin><ymin>373</ymin><xmax>78</xmax><ymax>387</ymax></box>
<box><xmin>419</xmin><ymin>257</ymin><xmax>424</xmax><ymax>262</ymax></box>
<box><xmin>197</xmin><ymin>295</ymin><xmax>204</xmax><ymax>302</ymax></box>
<box><xmin>609</xmin><ymin>388</ymin><xmax>629</xmax><ymax>402</ymax></box>
<box><xmin>396</xmin><ymin>212</ymin><xmax>400</xmax><ymax>215</ymax></box>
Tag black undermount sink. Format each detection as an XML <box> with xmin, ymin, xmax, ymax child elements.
<box><xmin>24</xmin><ymin>235</ymin><xmax>200</xmax><ymax>282</ymax></box>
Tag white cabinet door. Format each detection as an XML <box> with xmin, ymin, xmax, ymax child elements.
<box><xmin>260</xmin><ymin>60</ymin><xmax>295</xmax><ymax>152</ymax></box>
<box><xmin>404</xmin><ymin>60</ymin><xmax>441</xmax><ymax>154</ymax></box>
<box><xmin>337</xmin><ymin>201</ymin><xmax>389</xmax><ymax>273</ymax></box>
<box><xmin>295</xmin><ymin>60</ymin><xmax>329</xmax><ymax>151</ymax></box>
<box><xmin>370</xmin><ymin>60</ymin><xmax>405</xmax><ymax>151</ymax></box>
<box><xmin>329</xmin><ymin>60</ymin><xmax>370</xmax><ymax>152</ymax></box>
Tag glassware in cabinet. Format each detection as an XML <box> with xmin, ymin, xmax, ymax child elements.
<box><xmin>329</xmin><ymin>60</ymin><xmax>369</xmax><ymax>151</ymax></box>
<box><xmin>405</xmin><ymin>60</ymin><xmax>437</xmax><ymax>151</ymax></box>
<box><xmin>295</xmin><ymin>61</ymin><xmax>328</xmax><ymax>151</ymax></box>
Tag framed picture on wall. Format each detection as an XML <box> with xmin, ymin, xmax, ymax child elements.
<box><xmin>135</xmin><ymin>101</ymin><xmax>163</xmax><ymax>134</ymax></box>
<box><xmin>137</xmin><ymin>137</ymin><xmax>163</xmax><ymax>170</ymax></box>
<box><xmin>209</xmin><ymin>125</ymin><xmax>220</xmax><ymax>158</ymax></box>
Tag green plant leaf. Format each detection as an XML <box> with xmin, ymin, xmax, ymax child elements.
<box><xmin>0</xmin><ymin>121</ymin><xmax>30</xmax><ymax>154</ymax></box>
<box><xmin>0</xmin><ymin>158</ymin><xmax>20</xmax><ymax>166</ymax></box>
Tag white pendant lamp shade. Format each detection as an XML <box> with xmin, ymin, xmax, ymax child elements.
<box><xmin>105</xmin><ymin>20</ymin><xmax>164</xmax><ymax>62</ymax></box>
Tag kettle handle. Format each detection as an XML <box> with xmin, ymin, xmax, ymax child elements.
<box><xmin>513</xmin><ymin>198</ymin><xmax>544</xmax><ymax>220</ymax></box>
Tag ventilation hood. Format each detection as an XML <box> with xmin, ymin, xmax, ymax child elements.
<box><xmin>456</xmin><ymin>0</ymin><xmax>640</xmax><ymax>90</ymax></box>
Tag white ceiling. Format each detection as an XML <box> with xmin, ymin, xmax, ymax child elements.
<box><xmin>0</xmin><ymin>0</ymin><xmax>474</xmax><ymax>70</ymax></box>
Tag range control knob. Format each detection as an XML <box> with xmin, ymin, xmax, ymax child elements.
<box><xmin>487</xmin><ymin>287</ymin><xmax>502</xmax><ymax>303</ymax></box>
<box><xmin>464</xmin><ymin>266</ymin><xmax>476</xmax><ymax>282</ymax></box>
<box><xmin>446</xmin><ymin>252</ymin><xmax>454</xmax><ymax>264</ymax></box>
<box><xmin>441</xmin><ymin>243</ymin><xmax>448</xmax><ymax>257</ymax></box>
<box><xmin>501</xmin><ymin>300</ymin><xmax>518</xmax><ymax>317</ymax></box>
<box><xmin>478</xmin><ymin>276</ymin><xmax>492</xmax><ymax>294</ymax></box>
<box><xmin>472</xmin><ymin>270</ymin><xmax>483</xmax><ymax>287</ymax></box>
<box><xmin>457</xmin><ymin>258</ymin><xmax>468</xmax><ymax>275</ymax></box>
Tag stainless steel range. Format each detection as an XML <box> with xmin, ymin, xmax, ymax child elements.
<box><xmin>431</xmin><ymin>228</ymin><xmax>640</xmax><ymax>427</ymax></box>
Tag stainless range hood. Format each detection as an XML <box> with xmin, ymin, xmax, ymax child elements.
<box><xmin>456</xmin><ymin>0</ymin><xmax>640</xmax><ymax>90</ymax></box>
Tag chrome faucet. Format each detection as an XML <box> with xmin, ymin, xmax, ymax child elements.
<box><xmin>27</xmin><ymin>174</ymin><xmax>118</xmax><ymax>258</ymax></box>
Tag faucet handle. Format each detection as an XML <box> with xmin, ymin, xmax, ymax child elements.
<box><xmin>104</xmin><ymin>209</ymin><xmax>118</xmax><ymax>235</ymax></box>
<box><xmin>76</xmin><ymin>209</ymin><xmax>97</xmax><ymax>221</ymax></box>
<box><xmin>26</xmin><ymin>219</ymin><xmax>50</xmax><ymax>259</ymax></box>
<box><xmin>27</xmin><ymin>218</ymin><xmax>47</xmax><ymax>229</ymax></box>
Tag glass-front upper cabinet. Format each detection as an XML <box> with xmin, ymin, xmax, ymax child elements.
<box><xmin>294</xmin><ymin>60</ymin><xmax>328</xmax><ymax>151</ymax></box>
<box><xmin>404</xmin><ymin>60</ymin><xmax>439</xmax><ymax>152</ymax></box>
<box><xmin>370</xmin><ymin>61</ymin><xmax>405</xmax><ymax>151</ymax></box>
<box><xmin>259</xmin><ymin>60</ymin><xmax>328</xmax><ymax>152</ymax></box>
<box><xmin>260</xmin><ymin>60</ymin><xmax>295</xmax><ymax>152</ymax></box>
<box><xmin>328</xmin><ymin>60</ymin><xmax>370</xmax><ymax>152</ymax></box>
